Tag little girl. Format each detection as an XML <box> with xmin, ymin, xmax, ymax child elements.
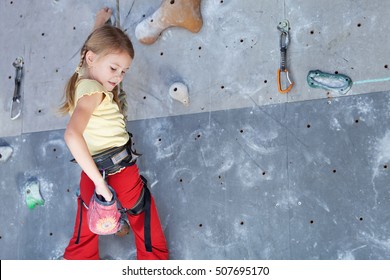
<box><xmin>59</xmin><ymin>8</ymin><xmax>168</xmax><ymax>260</ymax></box>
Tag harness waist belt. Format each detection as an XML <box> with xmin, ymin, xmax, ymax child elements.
<box><xmin>71</xmin><ymin>133</ymin><xmax>142</xmax><ymax>175</ymax></box>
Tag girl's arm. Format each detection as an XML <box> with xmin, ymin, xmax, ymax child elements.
<box><xmin>93</xmin><ymin>7</ymin><xmax>112</xmax><ymax>31</ymax></box>
<box><xmin>64</xmin><ymin>92</ymin><xmax>113</xmax><ymax>201</ymax></box>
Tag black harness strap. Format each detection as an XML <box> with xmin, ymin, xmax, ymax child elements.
<box><xmin>123</xmin><ymin>176</ymin><xmax>152</xmax><ymax>252</ymax></box>
<box><xmin>141</xmin><ymin>177</ymin><xmax>152</xmax><ymax>252</ymax></box>
<box><xmin>75</xmin><ymin>197</ymin><xmax>83</xmax><ymax>244</ymax></box>
<box><xmin>143</xmin><ymin>187</ymin><xmax>152</xmax><ymax>252</ymax></box>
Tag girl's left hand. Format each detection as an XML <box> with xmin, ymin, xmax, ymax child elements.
<box><xmin>95</xmin><ymin>180</ymin><xmax>113</xmax><ymax>202</ymax></box>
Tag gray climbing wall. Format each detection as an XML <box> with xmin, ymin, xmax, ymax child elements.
<box><xmin>1</xmin><ymin>0</ymin><xmax>390</xmax><ymax>259</ymax></box>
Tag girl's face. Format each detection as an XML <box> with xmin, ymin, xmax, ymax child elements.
<box><xmin>86</xmin><ymin>50</ymin><xmax>132</xmax><ymax>91</ymax></box>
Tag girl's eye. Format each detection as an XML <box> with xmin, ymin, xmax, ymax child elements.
<box><xmin>111</xmin><ymin>67</ymin><xmax>117</xmax><ymax>71</ymax></box>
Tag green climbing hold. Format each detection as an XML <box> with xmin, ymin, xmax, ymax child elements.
<box><xmin>25</xmin><ymin>179</ymin><xmax>45</xmax><ymax>209</ymax></box>
<box><xmin>307</xmin><ymin>70</ymin><xmax>352</xmax><ymax>94</ymax></box>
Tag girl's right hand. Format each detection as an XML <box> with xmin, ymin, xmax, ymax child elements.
<box><xmin>95</xmin><ymin>180</ymin><xmax>113</xmax><ymax>202</ymax></box>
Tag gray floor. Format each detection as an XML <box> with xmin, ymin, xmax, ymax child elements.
<box><xmin>0</xmin><ymin>0</ymin><xmax>390</xmax><ymax>259</ymax></box>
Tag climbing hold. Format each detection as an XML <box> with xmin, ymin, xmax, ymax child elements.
<box><xmin>0</xmin><ymin>146</ymin><xmax>13</xmax><ymax>163</ymax></box>
<box><xmin>307</xmin><ymin>70</ymin><xmax>352</xmax><ymax>94</ymax></box>
<box><xmin>135</xmin><ymin>0</ymin><xmax>203</xmax><ymax>45</ymax></box>
<box><xmin>169</xmin><ymin>82</ymin><xmax>189</xmax><ymax>106</ymax></box>
<box><xmin>115</xmin><ymin>217</ymin><xmax>130</xmax><ymax>237</ymax></box>
<box><xmin>25</xmin><ymin>178</ymin><xmax>45</xmax><ymax>209</ymax></box>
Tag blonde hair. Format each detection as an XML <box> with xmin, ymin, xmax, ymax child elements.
<box><xmin>59</xmin><ymin>25</ymin><xmax>134</xmax><ymax>116</ymax></box>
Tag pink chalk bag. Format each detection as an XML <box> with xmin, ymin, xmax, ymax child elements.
<box><xmin>87</xmin><ymin>186</ymin><xmax>121</xmax><ymax>235</ymax></box>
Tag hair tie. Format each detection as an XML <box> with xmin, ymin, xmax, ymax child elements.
<box><xmin>75</xmin><ymin>66</ymin><xmax>81</xmax><ymax>75</ymax></box>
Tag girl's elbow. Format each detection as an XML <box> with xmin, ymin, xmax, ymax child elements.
<box><xmin>64</xmin><ymin>126</ymin><xmax>78</xmax><ymax>144</ymax></box>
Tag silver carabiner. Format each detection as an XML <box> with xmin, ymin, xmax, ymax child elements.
<box><xmin>277</xmin><ymin>20</ymin><xmax>293</xmax><ymax>93</ymax></box>
<box><xmin>11</xmin><ymin>57</ymin><xmax>24</xmax><ymax>120</ymax></box>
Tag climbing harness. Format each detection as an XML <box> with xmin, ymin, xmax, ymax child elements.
<box><xmin>11</xmin><ymin>57</ymin><xmax>24</xmax><ymax>120</ymax></box>
<box><xmin>277</xmin><ymin>20</ymin><xmax>294</xmax><ymax>94</ymax></box>
<box><xmin>71</xmin><ymin>133</ymin><xmax>141</xmax><ymax>175</ymax></box>
<box><xmin>72</xmin><ymin>133</ymin><xmax>152</xmax><ymax>251</ymax></box>
<box><xmin>93</xmin><ymin>133</ymin><xmax>141</xmax><ymax>175</ymax></box>
<box><xmin>307</xmin><ymin>70</ymin><xmax>352</xmax><ymax>94</ymax></box>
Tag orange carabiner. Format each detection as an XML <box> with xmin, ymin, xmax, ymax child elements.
<box><xmin>277</xmin><ymin>68</ymin><xmax>294</xmax><ymax>94</ymax></box>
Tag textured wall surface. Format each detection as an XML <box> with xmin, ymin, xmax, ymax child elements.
<box><xmin>0</xmin><ymin>0</ymin><xmax>390</xmax><ymax>260</ymax></box>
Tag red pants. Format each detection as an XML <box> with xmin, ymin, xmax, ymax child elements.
<box><xmin>64</xmin><ymin>165</ymin><xmax>169</xmax><ymax>260</ymax></box>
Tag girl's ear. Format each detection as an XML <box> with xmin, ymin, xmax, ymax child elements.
<box><xmin>85</xmin><ymin>50</ymin><xmax>96</xmax><ymax>66</ymax></box>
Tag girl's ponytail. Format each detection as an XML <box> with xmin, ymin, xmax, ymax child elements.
<box><xmin>58</xmin><ymin>47</ymin><xmax>87</xmax><ymax>115</ymax></box>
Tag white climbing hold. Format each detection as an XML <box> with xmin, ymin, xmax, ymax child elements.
<box><xmin>25</xmin><ymin>179</ymin><xmax>45</xmax><ymax>209</ymax></box>
<box><xmin>169</xmin><ymin>82</ymin><xmax>189</xmax><ymax>106</ymax></box>
<box><xmin>0</xmin><ymin>146</ymin><xmax>13</xmax><ymax>163</ymax></box>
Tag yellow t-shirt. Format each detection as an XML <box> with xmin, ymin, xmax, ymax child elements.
<box><xmin>70</xmin><ymin>79</ymin><xmax>129</xmax><ymax>155</ymax></box>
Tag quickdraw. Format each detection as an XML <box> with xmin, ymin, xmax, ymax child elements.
<box><xmin>277</xmin><ymin>20</ymin><xmax>294</xmax><ymax>94</ymax></box>
<box><xmin>11</xmin><ymin>57</ymin><xmax>24</xmax><ymax>120</ymax></box>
